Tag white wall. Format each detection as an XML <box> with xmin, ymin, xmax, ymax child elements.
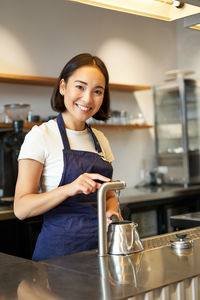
<box><xmin>176</xmin><ymin>19</ymin><xmax>200</xmax><ymax>79</ymax></box>
<box><xmin>0</xmin><ymin>0</ymin><xmax>179</xmax><ymax>186</ymax></box>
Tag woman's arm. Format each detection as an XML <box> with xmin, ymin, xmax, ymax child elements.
<box><xmin>14</xmin><ymin>159</ymin><xmax>111</xmax><ymax>220</ymax></box>
<box><xmin>106</xmin><ymin>190</ymin><xmax>119</xmax><ymax>214</ymax></box>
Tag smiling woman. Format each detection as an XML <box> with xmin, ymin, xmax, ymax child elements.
<box><xmin>51</xmin><ymin>53</ymin><xmax>110</xmax><ymax>122</ymax></box>
<box><xmin>14</xmin><ymin>53</ymin><xmax>120</xmax><ymax>261</ymax></box>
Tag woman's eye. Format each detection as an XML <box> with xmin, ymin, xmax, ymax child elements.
<box><xmin>76</xmin><ymin>85</ymin><xmax>84</xmax><ymax>90</ymax></box>
<box><xmin>94</xmin><ymin>89</ymin><xmax>103</xmax><ymax>95</ymax></box>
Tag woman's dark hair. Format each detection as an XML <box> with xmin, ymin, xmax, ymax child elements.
<box><xmin>51</xmin><ymin>53</ymin><xmax>110</xmax><ymax>121</ymax></box>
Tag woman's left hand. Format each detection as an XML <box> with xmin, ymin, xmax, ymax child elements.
<box><xmin>106</xmin><ymin>210</ymin><xmax>122</xmax><ymax>231</ymax></box>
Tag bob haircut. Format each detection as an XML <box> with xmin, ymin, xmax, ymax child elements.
<box><xmin>51</xmin><ymin>53</ymin><xmax>110</xmax><ymax>121</ymax></box>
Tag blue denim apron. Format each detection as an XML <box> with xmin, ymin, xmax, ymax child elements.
<box><xmin>32</xmin><ymin>113</ymin><xmax>113</xmax><ymax>261</ymax></box>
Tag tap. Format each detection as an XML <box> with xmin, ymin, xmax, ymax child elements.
<box><xmin>98</xmin><ymin>180</ymin><xmax>126</xmax><ymax>256</ymax></box>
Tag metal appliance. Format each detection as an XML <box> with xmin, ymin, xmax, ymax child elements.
<box><xmin>170</xmin><ymin>233</ymin><xmax>193</xmax><ymax>250</ymax></box>
<box><xmin>97</xmin><ymin>181</ymin><xmax>143</xmax><ymax>256</ymax></box>
<box><xmin>107</xmin><ymin>215</ymin><xmax>144</xmax><ymax>255</ymax></box>
<box><xmin>153</xmin><ymin>73</ymin><xmax>200</xmax><ymax>186</ymax></box>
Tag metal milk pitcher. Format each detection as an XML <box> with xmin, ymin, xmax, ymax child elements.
<box><xmin>107</xmin><ymin>216</ymin><xmax>144</xmax><ymax>255</ymax></box>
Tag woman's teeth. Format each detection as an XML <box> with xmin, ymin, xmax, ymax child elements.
<box><xmin>77</xmin><ymin>104</ymin><xmax>90</xmax><ymax>111</ymax></box>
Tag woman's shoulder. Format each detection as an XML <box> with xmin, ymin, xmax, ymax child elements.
<box><xmin>36</xmin><ymin>119</ymin><xmax>57</xmax><ymax>131</ymax></box>
<box><xmin>22</xmin><ymin>120</ymin><xmax>58</xmax><ymax>148</ymax></box>
<box><xmin>28</xmin><ymin>119</ymin><xmax>58</xmax><ymax>137</ymax></box>
<box><xmin>19</xmin><ymin>120</ymin><xmax>59</xmax><ymax>162</ymax></box>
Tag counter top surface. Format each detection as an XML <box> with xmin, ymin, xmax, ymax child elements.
<box><xmin>0</xmin><ymin>203</ymin><xmax>15</xmax><ymax>220</ymax></box>
<box><xmin>119</xmin><ymin>184</ymin><xmax>200</xmax><ymax>204</ymax></box>
<box><xmin>170</xmin><ymin>211</ymin><xmax>200</xmax><ymax>229</ymax></box>
<box><xmin>1</xmin><ymin>228</ymin><xmax>200</xmax><ymax>299</ymax></box>
<box><xmin>1</xmin><ymin>184</ymin><xmax>200</xmax><ymax>221</ymax></box>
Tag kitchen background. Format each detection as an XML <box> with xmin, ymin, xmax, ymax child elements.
<box><xmin>1</xmin><ymin>0</ymin><xmax>200</xmax><ymax>187</ymax></box>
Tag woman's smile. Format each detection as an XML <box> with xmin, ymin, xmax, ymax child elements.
<box><xmin>75</xmin><ymin>103</ymin><xmax>91</xmax><ymax>112</ymax></box>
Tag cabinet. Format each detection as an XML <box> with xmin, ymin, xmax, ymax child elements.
<box><xmin>120</xmin><ymin>187</ymin><xmax>200</xmax><ymax>238</ymax></box>
<box><xmin>153</xmin><ymin>78</ymin><xmax>200</xmax><ymax>185</ymax></box>
<box><xmin>0</xmin><ymin>216</ymin><xmax>42</xmax><ymax>259</ymax></box>
<box><xmin>0</xmin><ymin>73</ymin><xmax>153</xmax><ymax>130</ymax></box>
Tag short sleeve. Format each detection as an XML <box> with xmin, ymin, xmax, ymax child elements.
<box><xmin>18</xmin><ymin>125</ymin><xmax>46</xmax><ymax>164</ymax></box>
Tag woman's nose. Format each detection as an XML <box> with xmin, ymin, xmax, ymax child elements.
<box><xmin>83</xmin><ymin>90</ymin><xmax>93</xmax><ymax>103</ymax></box>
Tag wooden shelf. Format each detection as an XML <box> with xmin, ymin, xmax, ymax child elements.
<box><xmin>109</xmin><ymin>83</ymin><xmax>151</xmax><ymax>92</ymax></box>
<box><xmin>0</xmin><ymin>74</ymin><xmax>153</xmax><ymax>131</ymax></box>
<box><xmin>0</xmin><ymin>122</ymin><xmax>41</xmax><ymax>130</ymax></box>
<box><xmin>0</xmin><ymin>122</ymin><xmax>153</xmax><ymax>131</ymax></box>
<box><xmin>0</xmin><ymin>73</ymin><xmax>151</xmax><ymax>92</ymax></box>
<box><xmin>90</xmin><ymin>123</ymin><xmax>153</xmax><ymax>129</ymax></box>
<box><xmin>0</xmin><ymin>74</ymin><xmax>56</xmax><ymax>87</ymax></box>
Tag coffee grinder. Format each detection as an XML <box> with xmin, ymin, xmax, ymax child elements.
<box><xmin>0</xmin><ymin>104</ymin><xmax>30</xmax><ymax>199</ymax></box>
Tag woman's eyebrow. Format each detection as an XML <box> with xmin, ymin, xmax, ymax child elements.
<box><xmin>96</xmin><ymin>85</ymin><xmax>105</xmax><ymax>90</ymax></box>
<box><xmin>74</xmin><ymin>80</ymin><xmax>87</xmax><ymax>85</ymax></box>
<box><xmin>74</xmin><ymin>80</ymin><xmax>105</xmax><ymax>90</ymax></box>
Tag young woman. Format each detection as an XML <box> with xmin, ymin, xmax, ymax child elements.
<box><xmin>14</xmin><ymin>53</ymin><xmax>120</xmax><ymax>261</ymax></box>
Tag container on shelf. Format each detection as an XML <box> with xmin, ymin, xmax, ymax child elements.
<box><xmin>4</xmin><ymin>103</ymin><xmax>30</xmax><ymax>121</ymax></box>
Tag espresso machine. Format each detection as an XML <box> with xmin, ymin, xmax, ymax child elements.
<box><xmin>0</xmin><ymin>104</ymin><xmax>30</xmax><ymax>199</ymax></box>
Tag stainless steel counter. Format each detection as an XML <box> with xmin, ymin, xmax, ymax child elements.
<box><xmin>170</xmin><ymin>211</ymin><xmax>200</xmax><ymax>229</ymax></box>
<box><xmin>1</xmin><ymin>228</ymin><xmax>200</xmax><ymax>299</ymax></box>
<box><xmin>1</xmin><ymin>185</ymin><xmax>200</xmax><ymax>221</ymax></box>
<box><xmin>120</xmin><ymin>184</ymin><xmax>200</xmax><ymax>205</ymax></box>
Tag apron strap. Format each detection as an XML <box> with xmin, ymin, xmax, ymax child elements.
<box><xmin>57</xmin><ymin>113</ymin><xmax>70</xmax><ymax>149</ymax></box>
<box><xmin>57</xmin><ymin>113</ymin><xmax>102</xmax><ymax>153</ymax></box>
<box><xmin>86</xmin><ymin>123</ymin><xmax>102</xmax><ymax>153</ymax></box>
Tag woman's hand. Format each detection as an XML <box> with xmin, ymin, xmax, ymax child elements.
<box><xmin>106</xmin><ymin>210</ymin><xmax>119</xmax><ymax>228</ymax></box>
<box><xmin>106</xmin><ymin>210</ymin><xmax>123</xmax><ymax>230</ymax></box>
<box><xmin>67</xmin><ymin>173</ymin><xmax>111</xmax><ymax>197</ymax></box>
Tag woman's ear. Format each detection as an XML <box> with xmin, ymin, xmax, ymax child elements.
<box><xmin>59</xmin><ymin>79</ymin><xmax>65</xmax><ymax>96</ymax></box>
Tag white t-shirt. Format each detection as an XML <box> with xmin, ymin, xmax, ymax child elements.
<box><xmin>18</xmin><ymin>120</ymin><xmax>114</xmax><ymax>192</ymax></box>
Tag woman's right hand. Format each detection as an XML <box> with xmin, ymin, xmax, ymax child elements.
<box><xmin>67</xmin><ymin>173</ymin><xmax>111</xmax><ymax>196</ymax></box>
<box><xmin>14</xmin><ymin>160</ymin><xmax>110</xmax><ymax>220</ymax></box>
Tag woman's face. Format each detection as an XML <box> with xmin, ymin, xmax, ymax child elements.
<box><xmin>60</xmin><ymin>65</ymin><xmax>105</xmax><ymax>129</ymax></box>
